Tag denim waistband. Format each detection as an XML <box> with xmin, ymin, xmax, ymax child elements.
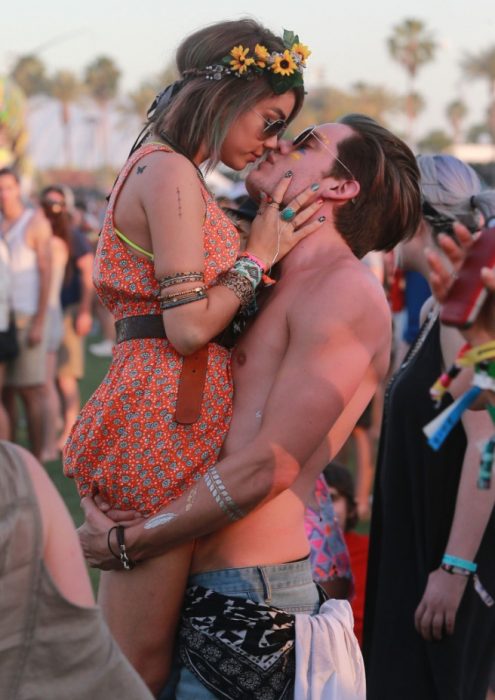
<box><xmin>188</xmin><ymin>557</ymin><xmax>313</xmax><ymax>593</ymax></box>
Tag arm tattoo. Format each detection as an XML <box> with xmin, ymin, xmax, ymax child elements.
<box><xmin>204</xmin><ymin>466</ymin><xmax>245</xmax><ymax>522</ymax></box>
<box><xmin>144</xmin><ymin>512</ymin><xmax>177</xmax><ymax>529</ymax></box>
<box><xmin>176</xmin><ymin>187</ymin><xmax>183</xmax><ymax>218</ymax></box>
<box><xmin>137</xmin><ymin>165</ymin><xmax>147</xmax><ymax>174</ymax></box>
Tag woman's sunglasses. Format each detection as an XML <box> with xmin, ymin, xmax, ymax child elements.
<box><xmin>254</xmin><ymin>111</ymin><xmax>288</xmax><ymax>139</ymax></box>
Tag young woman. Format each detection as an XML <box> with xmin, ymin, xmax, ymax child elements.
<box><xmin>63</xmin><ymin>19</ymin><xmax>322</xmax><ymax>696</ymax></box>
<box><xmin>364</xmin><ymin>155</ymin><xmax>495</xmax><ymax>699</ymax></box>
<box><xmin>39</xmin><ymin>186</ymin><xmax>70</xmax><ymax>462</ymax></box>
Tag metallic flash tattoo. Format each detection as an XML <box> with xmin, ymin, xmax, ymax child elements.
<box><xmin>144</xmin><ymin>512</ymin><xmax>177</xmax><ymax>529</ymax></box>
<box><xmin>204</xmin><ymin>466</ymin><xmax>245</xmax><ymax>522</ymax></box>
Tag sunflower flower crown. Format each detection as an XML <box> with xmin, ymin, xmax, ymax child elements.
<box><xmin>183</xmin><ymin>30</ymin><xmax>310</xmax><ymax>95</ymax></box>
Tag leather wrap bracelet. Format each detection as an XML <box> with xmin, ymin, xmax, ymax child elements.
<box><xmin>108</xmin><ymin>525</ymin><xmax>136</xmax><ymax>570</ymax></box>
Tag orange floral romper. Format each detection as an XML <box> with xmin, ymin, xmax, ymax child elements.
<box><xmin>63</xmin><ymin>143</ymin><xmax>239</xmax><ymax>515</ymax></box>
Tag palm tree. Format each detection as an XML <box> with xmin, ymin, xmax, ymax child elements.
<box><xmin>462</xmin><ymin>46</ymin><xmax>495</xmax><ymax>141</ymax></box>
<box><xmin>126</xmin><ymin>82</ymin><xmax>158</xmax><ymax>123</ymax></box>
<box><xmin>387</xmin><ymin>18</ymin><xmax>437</xmax><ymax>143</ymax></box>
<box><xmin>49</xmin><ymin>70</ymin><xmax>81</xmax><ymax>168</ymax></box>
<box><xmin>446</xmin><ymin>99</ymin><xmax>468</xmax><ymax>143</ymax></box>
<box><xmin>417</xmin><ymin>129</ymin><xmax>452</xmax><ymax>153</ymax></box>
<box><xmin>10</xmin><ymin>54</ymin><xmax>50</xmax><ymax>96</ymax></box>
<box><xmin>84</xmin><ymin>56</ymin><xmax>121</xmax><ymax>165</ymax></box>
<box><xmin>350</xmin><ymin>82</ymin><xmax>401</xmax><ymax>124</ymax></box>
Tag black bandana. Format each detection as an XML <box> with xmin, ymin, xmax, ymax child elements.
<box><xmin>178</xmin><ymin>585</ymin><xmax>296</xmax><ymax>699</ymax></box>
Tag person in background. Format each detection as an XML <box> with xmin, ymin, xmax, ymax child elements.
<box><xmin>0</xmin><ymin>218</ymin><xmax>16</xmax><ymax>439</ymax></box>
<box><xmin>305</xmin><ymin>470</ymin><xmax>353</xmax><ymax>600</ymax></box>
<box><xmin>0</xmin><ymin>439</ymin><xmax>154</xmax><ymax>700</ymax></box>
<box><xmin>43</xmin><ymin>186</ymin><xmax>94</xmax><ymax>450</ymax></box>
<box><xmin>39</xmin><ymin>186</ymin><xmax>70</xmax><ymax>462</ymax></box>
<box><xmin>0</xmin><ymin>167</ymin><xmax>52</xmax><ymax>459</ymax></box>
<box><xmin>323</xmin><ymin>461</ymin><xmax>369</xmax><ymax>647</ymax></box>
<box><xmin>364</xmin><ymin>154</ymin><xmax>495</xmax><ymax>700</ymax></box>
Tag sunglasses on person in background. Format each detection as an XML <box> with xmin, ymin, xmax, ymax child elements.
<box><xmin>292</xmin><ymin>126</ymin><xmax>356</xmax><ymax>181</ymax></box>
<box><xmin>253</xmin><ymin>110</ymin><xmax>288</xmax><ymax>139</ymax></box>
<box><xmin>41</xmin><ymin>199</ymin><xmax>65</xmax><ymax>212</ymax></box>
<box><xmin>421</xmin><ymin>199</ymin><xmax>456</xmax><ymax>237</ymax></box>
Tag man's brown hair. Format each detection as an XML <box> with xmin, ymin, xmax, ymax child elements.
<box><xmin>150</xmin><ymin>19</ymin><xmax>305</xmax><ymax>168</ymax></box>
<box><xmin>330</xmin><ymin>114</ymin><xmax>421</xmax><ymax>258</ymax></box>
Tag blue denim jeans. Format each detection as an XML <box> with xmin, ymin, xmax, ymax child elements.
<box><xmin>162</xmin><ymin>557</ymin><xmax>319</xmax><ymax>700</ymax></box>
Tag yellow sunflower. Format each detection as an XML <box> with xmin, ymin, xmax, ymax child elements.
<box><xmin>271</xmin><ymin>50</ymin><xmax>297</xmax><ymax>76</ymax></box>
<box><xmin>230</xmin><ymin>45</ymin><xmax>255</xmax><ymax>74</ymax></box>
<box><xmin>291</xmin><ymin>42</ymin><xmax>311</xmax><ymax>65</ymax></box>
<box><xmin>254</xmin><ymin>43</ymin><xmax>270</xmax><ymax>68</ymax></box>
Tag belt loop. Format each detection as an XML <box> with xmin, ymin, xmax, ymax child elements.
<box><xmin>257</xmin><ymin>566</ymin><xmax>272</xmax><ymax>604</ymax></box>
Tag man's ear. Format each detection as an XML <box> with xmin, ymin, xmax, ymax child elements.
<box><xmin>323</xmin><ymin>178</ymin><xmax>360</xmax><ymax>202</ymax></box>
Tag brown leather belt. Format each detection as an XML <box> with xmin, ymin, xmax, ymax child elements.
<box><xmin>114</xmin><ymin>314</ymin><xmax>208</xmax><ymax>425</ymax></box>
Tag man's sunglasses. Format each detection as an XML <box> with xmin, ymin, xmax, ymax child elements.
<box><xmin>254</xmin><ymin>111</ymin><xmax>288</xmax><ymax>139</ymax></box>
<box><xmin>292</xmin><ymin>126</ymin><xmax>356</xmax><ymax>181</ymax></box>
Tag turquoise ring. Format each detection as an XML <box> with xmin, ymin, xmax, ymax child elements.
<box><xmin>281</xmin><ymin>207</ymin><xmax>296</xmax><ymax>222</ymax></box>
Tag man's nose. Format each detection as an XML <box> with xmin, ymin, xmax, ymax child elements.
<box><xmin>277</xmin><ymin>138</ymin><xmax>293</xmax><ymax>155</ymax></box>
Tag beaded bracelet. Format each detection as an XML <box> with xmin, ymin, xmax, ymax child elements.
<box><xmin>442</xmin><ymin>554</ymin><xmax>477</xmax><ymax>573</ymax></box>
<box><xmin>157</xmin><ymin>271</ymin><xmax>204</xmax><ymax>289</ymax></box>
<box><xmin>160</xmin><ymin>287</ymin><xmax>207</xmax><ymax>310</ymax></box>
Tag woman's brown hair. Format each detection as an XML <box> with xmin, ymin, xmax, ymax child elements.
<box><xmin>148</xmin><ymin>19</ymin><xmax>305</xmax><ymax>167</ymax></box>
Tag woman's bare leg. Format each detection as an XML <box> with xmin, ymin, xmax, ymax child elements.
<box><xmin>98</xmin><ymin>542</ymin><xmax>194</xmax><ymax>697</ymax></box>
<box><xmin>42</xmin><ymin>351</ymin><xmax>63</xmax><ymax>461</ymax></box>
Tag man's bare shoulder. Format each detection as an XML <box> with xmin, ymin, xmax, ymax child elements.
<box><xmin>295</xmin><ymin>253</ymin><xmax>390</xmax><ymax>330</ymax></box>
<box><xmin>27</xmin><ymin>208</ymin><xmax>52</xmax><ymax>244</ymax></box>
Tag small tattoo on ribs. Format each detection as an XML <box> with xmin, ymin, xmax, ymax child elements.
<box><xmin>176</xmin><ymin>187</ymin><xmax>182</xmax><ymax>217</ymax></box>
<box><xmin>136</xmin><ymin>165</ymin><xmax>147</xmax><ymax>174</ymax></box>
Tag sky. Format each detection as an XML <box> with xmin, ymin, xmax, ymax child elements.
<box><xmin>1</xmin><ymin>0</ymin><xmax>494</xmax><ymax>140</ymax></box>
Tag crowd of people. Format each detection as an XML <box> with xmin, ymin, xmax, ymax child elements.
<box><xmin>1</xmin><ymin>16</ymin><xmax>495</xmax><ymax>700</ymax></box>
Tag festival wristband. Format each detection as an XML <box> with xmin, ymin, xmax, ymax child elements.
<box><xmin>442</xmin><ymin>554</ymin><xmax>477</xmax><ymax>573</ymax></box>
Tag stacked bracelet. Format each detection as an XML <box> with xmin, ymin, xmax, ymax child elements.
<box><xmin>238</xmin><ymin>252</ymin><xmax>267</xmax><ymax>272</ymax></box>
<box><xmin>217</xmin><ymin>270</ymin><xmax>255</xmax><ymax>309</ymax></box>
<box><xmin>232</xmin><ymin>256</ymin><xmax>264</xmax><ymax>289</ymax></box>
<box><xmin>158</xmin><ymin>271</ymin><xmax>204</xmax><ymax>289</ymax></box>
<box><xmin>108</xmin><ymin>525</ymin><xmax>136</xmax><ymax>570</ymax></box>
<box><xmin>442</xmin><ymin>554</ymin><xmax>477</xmax><ymax>574</ymax></box>
<box><xmin>160</xmin><ymin>286</ymin><xmax>207</xmax><ymax>310</ymax></box>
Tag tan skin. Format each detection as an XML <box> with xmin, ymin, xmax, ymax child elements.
<box><xmin>93</xmin><ymin>93</ymin><xmax>326</xmax><ymax>696</ymax></box>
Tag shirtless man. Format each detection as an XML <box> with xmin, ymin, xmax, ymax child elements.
<box><xmin>79</xmin><ymin>114</ymin><xmax>421</xmax><ymax>697</ymax></box>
